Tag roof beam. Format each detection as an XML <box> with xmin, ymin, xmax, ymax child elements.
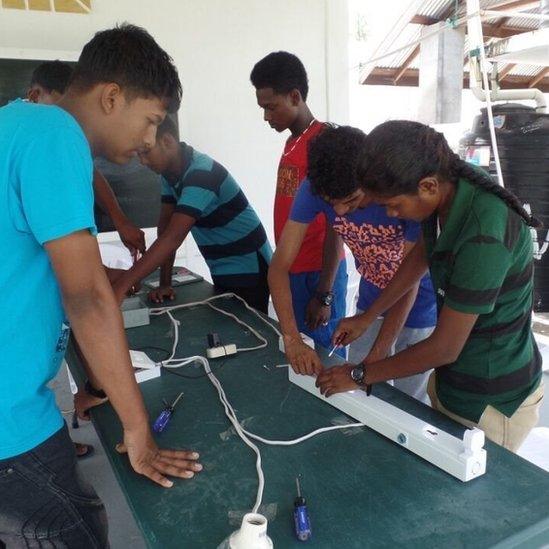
<box><xmin>529</xmin><ymin>67</ymin><xmax>549</xmax><ymax>88</ymax></box>
<box><xmin>364</xmin><ymin>67</ymin><xmax>549</xmax><ymax>92</ymax></box>
<box><xmin>489</xmin><ymin>0</ymin><xmax>540</xmax><ymax>11</ymax></box>
<box><xmin>410</xmin><ymin>14</ymin><xmax>439</xmax><ymax>26</ymax></box>
<box><xmin>394</xmin><ymin>44</ymin><xmax>420</xmax><ymax>83</ymax></box>
<box><xmin>498</xmin><ymin>63</ymin><xmax>517</xmax><ymax>80</ymax></box>
<box><xmin>411</xmin><ymin>14</ymin><xmax>529</xmax><ymax>37</ymax></box>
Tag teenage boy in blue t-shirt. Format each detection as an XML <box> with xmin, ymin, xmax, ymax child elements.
<box><xmin>269</xmin><ymin>125</ymin><xmax>437</xmax><ymax>401</ymax></box>
<box><xmin>111</xmin><ymin>116</ymin><xmax>273</xmax><ymax>313</ymax></box>
<box><xmin>27</xmin><ymin>60</ymin><xmax>146</xmax><ymax>260</ymax></box>
<box><xmin>0</xmin><ymin>26</ymin><xmax>201</xmax><ymax>547</ymax></box>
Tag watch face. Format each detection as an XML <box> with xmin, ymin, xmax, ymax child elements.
<box><xmin>317</xmin><ymin>292</ymin><xmax>334</xmax><ymax>306</ymax></box>
<box><xmin>351</xmin><ymin>366</ymin><xmax>364</xmax><ymax>384</ymax></box>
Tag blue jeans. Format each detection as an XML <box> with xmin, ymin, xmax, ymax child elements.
<box><xmin>290</xmin><ymin>259</ymin><xmax>348</xmax><ymax>355</ymax></box>
<box><xmin>0</xmin><ymin>423</ymin><xmax>108</xmax><ymax>548</ymax></box>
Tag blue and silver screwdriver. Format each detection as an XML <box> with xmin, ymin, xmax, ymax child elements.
<box><xmin>153</xmin><ymin>391</ymin><xmax>184</xmax><ymax>433</ymax></box>
<box><xmin>294</xmin><ymin>476</ymin><xmax>312</xmax><ymax>541</ymax></box>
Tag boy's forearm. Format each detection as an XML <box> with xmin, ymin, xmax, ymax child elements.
<box><xmin>65</xmin><ymin>281</ymin><xmax>148</xmax><ymax>430</ymax></box>
<box><xmin>317</xmin><ymin>227</ymin><xmax>342</xmax><ymax>294</ymax></box>
<box><xmin>268</xmin><ymin>263</ymin><xmax>301</xmax><ymax>340</ymax></box>
<box><xmin>160</xmin><ymin>252</ymin><xmax>176</xmax><ymax>286</ymax></box>
<box><xmin>366</xmin><ymin>284</ymin><xmax>419</xmax><ymax>362</ymax></box>
<box><xmin>120</xmin><ymin>233</ymin><xmax>182</xmax><ymax>291</ymax></box>
<box><xmin>93</xmin><ymin>170</ymin><xmax>128</xmax><ymax>229</ymax></box>
<box><xmin>157</xmin><ymin>216</ymin><xmax>175</xmax><ymax>286</ymax></box>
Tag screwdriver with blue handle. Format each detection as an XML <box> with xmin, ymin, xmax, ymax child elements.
<box><xmin>294</xmin><ymin>476</ymin><xmax>312</xmax><ymax>541</ymax></box>
<box><xmin>153</xmin><ymin>392</ymin><xmax>184</xmax><ymax>433</ymax></box>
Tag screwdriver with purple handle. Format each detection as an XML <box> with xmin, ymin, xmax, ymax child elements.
<box><xmin>294</xmin><ymin>476</ymin><xmax>312</xmax><ymax>541</ymax></box>
<box><xmin>153</xmin><ymin>392</ymin><xmax>184</xmax><ymax>433</ymax></box>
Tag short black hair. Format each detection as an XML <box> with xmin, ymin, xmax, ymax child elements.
<box><xmin>308</xmin><ymin>125</ymin><xmax>368</xmax><ymax>199</ymax></box>
<box><xmin>250</xmin><ymin>51</ymin><xmax>308</xmax><ymax>101</ymax></box>
<box><xmin>70</xmin><ymin>24</ymin><xmax>182</xmax><ymax>113</ymax></box>
<box><xmin>156</xmin><ymin>114</ymin><xmax>179</xmax><ymax>140</ymax></box>
<box><xmin>30</xmin><ymin>60</ymin><xmax>73</xmax><ymax>94</ymax></box>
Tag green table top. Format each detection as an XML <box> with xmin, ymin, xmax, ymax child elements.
<box><xmin>66</xmin><ymin>282</ymin><xmax>549</xmax><ymax>549</ymax></box>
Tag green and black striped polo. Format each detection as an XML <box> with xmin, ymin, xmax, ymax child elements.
<box><xmin>423</xmin><ymin>177</ymin><xmax>541</xmax><ymax>423</ymax></box>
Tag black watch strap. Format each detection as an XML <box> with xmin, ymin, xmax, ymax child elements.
<box><xmin>359</xmin><ymin>362</ymin><xmax>373</xmax><ymax>396</ymax></box>
<box><xmin>315</xmin><ymin>291</ymin><xmax>334</xmax><ymax>307</ymax></box>
<box><xmin>85</xmin><ymin>380</ymin><xmax>107</xmax><ymax>399</ymax></box>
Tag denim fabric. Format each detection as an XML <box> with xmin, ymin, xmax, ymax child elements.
<box><xmin>0</xmin><ymin>423</ymin><xmax>108</xmax><ymax>548</ymax></box>
<box><xmin>289</xmin><ymin>259</ymin><xmax>348</xmax><ymax>357</ymax></box>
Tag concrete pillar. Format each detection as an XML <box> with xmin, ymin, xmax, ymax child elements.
<box><xmin>417</xmin><ymin>22</ymin><xmax>465</xmax><ymax>124</ymax></box>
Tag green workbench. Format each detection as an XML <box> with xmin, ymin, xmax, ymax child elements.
<box><xmin>66</xmin><ymin>281</ymin><xmax>549</xmax><ymax>548</ymax></box>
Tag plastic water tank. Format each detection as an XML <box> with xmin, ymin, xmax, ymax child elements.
<box><xmin>460</xmin><ymin>104</ymin><xmax>549</xmax><ymax>311</ymax></box>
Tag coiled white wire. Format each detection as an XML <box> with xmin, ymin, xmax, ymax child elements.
<box><xmin>150</xmin><ymin>293</ymin><xmax>363</xmax><ymax>513</ymax></box>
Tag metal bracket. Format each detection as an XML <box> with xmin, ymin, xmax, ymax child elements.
<box><xmin>289</xmin><ymin>370</ymin><xmax>487</xmax><ymax>482</ymax></box>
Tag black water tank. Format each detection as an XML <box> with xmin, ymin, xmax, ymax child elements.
<box><xmin>460</xmin><ymin>103</ymin><xmax>549</xmax><ymax>311</ymax></box>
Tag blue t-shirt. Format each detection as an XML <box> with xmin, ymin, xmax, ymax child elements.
<box><xmin>161</xmin><ymin>143</ymin><xmax>272</xmax><ymax>287</ymax></box>
<box><xmin>290</xmin><ymin>180</ymin><xmax>436</xmax><ymax>328</ymax></box>
<box><xmin>0</xmin><ymin>100</ymin><xmax>95</xmax><ymax>459</ymax></box>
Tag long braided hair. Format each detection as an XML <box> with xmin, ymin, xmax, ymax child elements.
<box><xmin>357</xmin><ymin>120</ymin><xmax>541</xmax><ymax>228</ymax></box>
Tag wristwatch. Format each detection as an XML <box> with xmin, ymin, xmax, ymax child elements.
<box><xmin>315</xmin><ymin>291</ymin><xmax>334</xmax><ymax>307</ymax></box>
<box><xmin>350</xmin><ymin>364</ymin><xmax>373</xmax><ymax>396</ymax></box>
<box><xmin>85</xmin><ymin>380</ymin><xmax>107</xmax><ymax>399</ymax></box>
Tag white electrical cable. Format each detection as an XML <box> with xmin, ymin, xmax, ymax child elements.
<box><xmin>477</xmin><ymin>22</ymin><xmax>506</xmax><ymax>187</ymax></box>
<box><xmin>150</xmin><ymin>293</ymin><xmax>364</xmax><ymax>513</ymax></box>
<box><xmin>242</xmin><ymin>423</ymin><xmax>364</xmax><ymax>446</ymax></box>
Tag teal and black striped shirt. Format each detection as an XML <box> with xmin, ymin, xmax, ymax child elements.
<box><xmin>425</xmin><ymin>176</ymin><xmax>541</xmax><ymax>422</ymax></box>
<box><xmin>161</xmin><ymin>143</ymin><xmax>272</xmax><ymax>287</ymax></box>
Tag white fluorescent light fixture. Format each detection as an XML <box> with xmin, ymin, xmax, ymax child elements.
<box><xmin>289</xmin><ymin>369</ymin><xmax>487</xmax><ymax>482</ymax></box>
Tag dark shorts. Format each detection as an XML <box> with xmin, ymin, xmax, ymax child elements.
<box><xmin>214</xmin><ymin>253</ymin><xmax>270</xmax><ymax>314</ymax></box>
<box><xmin>0</xmin><ymin>423</ymin><xmax>108</xmax><ymax>548</ymax></box>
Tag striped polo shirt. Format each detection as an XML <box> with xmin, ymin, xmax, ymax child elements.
<box><xmin>425</xmin><ymin>176</ymin><xmax>541</xmax><ymax>423</ymax></box>
<box><xmin>161</xmin><ymin>143</ymin><xmax>272</xmax><ymax>287</ymax></box>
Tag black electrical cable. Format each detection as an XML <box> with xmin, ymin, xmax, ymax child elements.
<box><xmin>133</xmin><ymin>346</ymin><xmax>172</xmax><ymax>362</ymax></box>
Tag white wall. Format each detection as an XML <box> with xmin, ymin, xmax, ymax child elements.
<box><xmin>0</xmin><ymin>0</ymin><xmax>350</xmax><ymax>278</ymax></box>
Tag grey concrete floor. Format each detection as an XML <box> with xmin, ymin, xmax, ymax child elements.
<box><xmin>51</xmin><ymin>364</ymin><xmax>549</xmax><ymax>549</ymax></box>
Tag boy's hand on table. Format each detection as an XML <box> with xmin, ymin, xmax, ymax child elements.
<box><xmin>148</xmin><ymin>286</ymin><xmax>176</xmax><ymax>304</ymax></box>
<box><xmin>284</xmin><ymin>336</ymin><xmax>322</xmax><ymax>376</ymax></box>
<box><xmin>316</xmin><ymin>364</ymin><xmax>357</xmax><ymax>397</ymax></box>
<box><xmin>116</xmin><ymin>424</ymin><xmax>202</xmax><ymax>488</ymax></box>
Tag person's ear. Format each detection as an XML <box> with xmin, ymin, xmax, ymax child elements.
<box><xmin>99</xmin><ymin>83</ymin><xmax>123</xmax><ymax>115</ymax></box>
<box><xmin>418</xmin><ymin>176</ymin><xmax>439</xmax><ymax>198</ymax></box>
<box><xmin>289</xmin><ymin>88</ymin><xmax>302</xmax><ymax>107</ymax></box>
<box><xmin>162</xmin><ymin>132</ymin><xmax>179</xmax><ymax>151</ymax></box>
<box><xmin>27</xmin><ymin>87</ymin><xmax>40</xmax><ymax>103</ymax></box>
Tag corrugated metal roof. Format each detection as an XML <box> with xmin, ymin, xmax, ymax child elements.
<box><xmin>379</xmin><ymin>26</ymin><xmax>422</xmax><ymax>68</ymax></box>
<box><xmin>361</xmin><ymin>0</ymin><xmax>548</xmax><ymax>88</ymax></box>
<box><xmin>416</xmin><ymin>0</ymin><xmax>535</xmax><ymax>20</ymax></box>
<box><xmin>373</xmin><ymin>0</ymin><xmax>545</xmax><ymax>68</ymax></box>
<box><xmin>509</xmin><ymin>63</ymin><xmax>547</xmax><ymax>76</ymax></box>
<box><xmin>416</xmin><ymin>0</ymin><xmax>449</xmax><ymax>19</ymax></box>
